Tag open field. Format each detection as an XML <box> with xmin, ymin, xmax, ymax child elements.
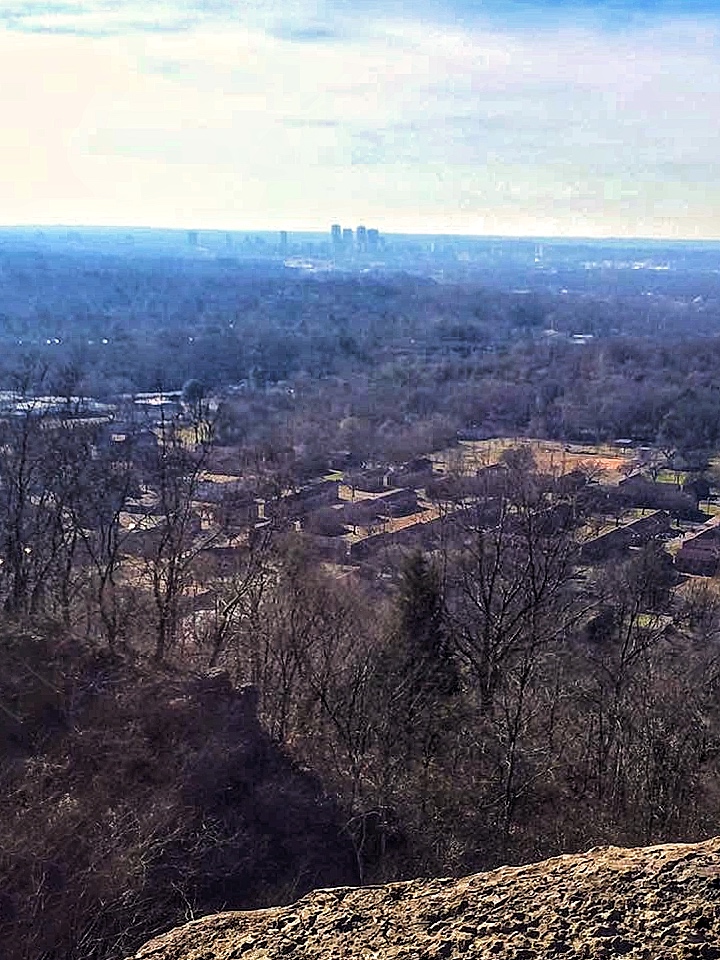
<box><xmin>430</xmin><ymin>437</ymin><xmax>634</xmax><ymax>483</ymax></box>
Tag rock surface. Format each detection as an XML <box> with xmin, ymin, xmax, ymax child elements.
<box><xmin>129</xmin><ymin>836</ymin><xmax>720</xmax><ymax>960</ymax></box>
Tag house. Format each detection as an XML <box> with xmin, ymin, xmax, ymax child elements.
<box><xmin>675</xmin><ymin>517</ymin><xmax>720</xmax><ymax>576</ymax></box>
<box><xmin>617</xmin><ymin>475</ymin><xmax>700</xmax><ymax>520</ymax></box>
<box><xmin>345</xmin><ymin>467</ymin><xmax>393</xmax><ymax>493</ymax></box>
<box><xmin>347</xmin><ymin>510</ymin><xmax>445</xmax><ymax>561</ymax></box>
<box><xmin>581</xmin><ymin>510</ymin><xmax>672</xmax><ymax>562</ymax></box>
<box><xmin>265</xmin><ymin>479</ymin><xmax>340</xmax><ymax>520</ymax></box>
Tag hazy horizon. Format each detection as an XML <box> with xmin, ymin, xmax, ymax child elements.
<box><xmin>3</xmin><ymin>224</ymin><xmax>720</xmax><ymax>246</ymax></box>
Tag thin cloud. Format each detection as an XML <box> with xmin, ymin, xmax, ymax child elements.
<box><xmin>0</xmin><ymin>0</ymin><xmax>354</xmax><ymax>37</ymax></box>
<box><xmin>1</xmin><ymin>3</ymin><xmax>194</xmax><ymax>35</ymax></box>
<box><xmin>281</xmin><ymin>118</ymin><xmax>341</xmax><ymax>128</ymax></box>
<box><xmin>268</xmin><ymin>25</ymin><xmax>344</xmax><ymax>43</ymax></box>
<box><xmin>0</xmin><ymin>4</ymin><xmax>718</xmax><ymax>236</ymax></box>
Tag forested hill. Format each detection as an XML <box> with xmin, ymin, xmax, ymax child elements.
<box><xmin>1</xmin><ymin>233</ymin><xmax>720</xmax><ymax>403</ymax></box>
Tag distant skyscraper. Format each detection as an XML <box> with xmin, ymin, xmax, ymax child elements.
<box><xmin>331</xmin><ymin>224</ymin><xmax>342</xmax><ymax>247</ymax></box>
<box><xmin>356</xmin><ymin>225</ymin><xmax>367</xmax><ymax>251</ymax></box>
<box><xmin>279</xmin><ymin>230</ymin><xmax>288</xmax><ymax>252</ymax></box>
<box><xmin>342</xmin><ymin>228</ymin><xmax>353</xmax><ymax>247</ymax></box>
<box><xmin>367</xmin><ymin>228</ymin><xmax>380</xmax><ymax>250</ymax></box>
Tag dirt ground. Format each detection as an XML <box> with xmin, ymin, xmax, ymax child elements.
<box><xmin>431</xmin><ymin>438</ymin><xmax>633</xmax><ymax>484</ymax></box>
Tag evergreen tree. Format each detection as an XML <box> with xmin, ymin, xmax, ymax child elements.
<box><xmin>395</xmin><ymin>550</ymin><xmax>457</xmax><ymax>697</ymax></box>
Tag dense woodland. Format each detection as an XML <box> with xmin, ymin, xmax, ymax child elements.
<box><xmin>3</xmin><ymin>237</ymin><xmax>720</xmax><ymax>959</ymax></box>
<box><xmin>3</xmin><ymin>243</ymin><xmax>720</xmax><ymax>466</ymax></box>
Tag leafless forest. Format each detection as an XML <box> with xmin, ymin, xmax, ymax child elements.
<box><xmin>2</xmin><ymin>232</ymin><xmax>720</xmax><ymax>959</ymax></box>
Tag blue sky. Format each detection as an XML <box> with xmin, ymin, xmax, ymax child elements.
<box><xmin>1</xmin><ymin>0</ymin><xmax>718</xmax><ymax>237</ymax></box>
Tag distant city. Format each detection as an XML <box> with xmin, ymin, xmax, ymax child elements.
<box><xmin>187</xmin><ymin>223</ymin><xmax>383</xmax><ymax>260</ymax></box>
<box><xmin>329</xmin><ymin>224</ymin><xmax>381</xmax><ymax>254</ymax></box>
<box><xmin>1</xmin><ymin>224</ymin><xmax>718</xmax><ymax>300</ymax></box>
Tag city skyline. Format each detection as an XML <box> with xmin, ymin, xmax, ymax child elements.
<box><xmin>1</xmin><ymin>1</ymin><xmax>719</xmax><ymax>240</ymax></box>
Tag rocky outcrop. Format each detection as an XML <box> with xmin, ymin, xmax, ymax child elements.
<box><xmin>129</xmin><ymin>836</ymin><xmax>720</xmax><ymax>960</ymax></box>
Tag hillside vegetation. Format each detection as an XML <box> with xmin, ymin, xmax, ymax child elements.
<box><xmin>3</xmin><ymin>245</ymin><xmax>720</xmax><ymax>958</ymax></box>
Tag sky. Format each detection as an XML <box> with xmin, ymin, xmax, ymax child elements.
<box><xmin>1</xmin><ymin>0</ymin><xmax>719</xmax><ymax>239</ymax></box>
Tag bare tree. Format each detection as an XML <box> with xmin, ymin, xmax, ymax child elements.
<box><xmin>65</xmin><ymin>442</ymin><xmax>137</xmax><ymax>650</ymax></box>
<box><xmin>445</xmin><ymin>470</ymin><xmax>579</xmax><ymax>717</ymax></box>
<box><xmin>577</xmin><ymin>543</ymin><xmax>677</xmax><ymax>811</ymax></box>
<box><xmin>131</xmin><ymin>413</ymin><xmax>217</xmax><ymax>662</ymax></box>
<box><xmin>0</xmin><ymin>400</ymin><xmax>89</xmax><ymax>620</ymax></box>
<box><xmin>197</xmin><ymin>525</ymin><xmax>275</xmax><ymax>670</ymax></box>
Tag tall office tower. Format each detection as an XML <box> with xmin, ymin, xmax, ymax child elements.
<box><xmin>279</xmin><ymin>230</ymin><xmax>289</xmax><ymax>252</ymax></box>
<box><xmin>356</xmin><ymin>225</ymin><xmax>367</xmax><ymax>251</ymax></box>
<box><xmin>331</xmin><ymin>224</ymin><xmax>342</xmax><ymax>247</ymax></box>
<box><xmin>342</xmin><ymin>228</ymin><xmax>353</xmax><ymax>245</ymax></box>
<box><xmin>367</xmin><ymin>228</ymin><xmax>379</xmax><ymax>250</ymax></box>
